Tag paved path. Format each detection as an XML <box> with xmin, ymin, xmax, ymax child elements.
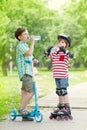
<box><xmin>0</xmin><ymin>82</ymin><xmax>87</xmax><ymax>130</ymax></box>
<box><xmin>32</xmin><ymin>82</ymin><xmax>87</xmax><ymax>108</ymax></box>
<box><xmin>0</xmin><ymin>109</ymin><xmax>87</xmax><ymax>130</ymax></box>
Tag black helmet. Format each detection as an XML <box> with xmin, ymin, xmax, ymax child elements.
<box><xmin>57</xmin><ymin>34</ymin><xmax>71</xmax><ymax>47</ymax></box>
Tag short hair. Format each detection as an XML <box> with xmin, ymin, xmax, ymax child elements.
<box><xmin>15</xmin><ymin>28</ymin><xmax>26</xmax><ymax>41</ymax></box>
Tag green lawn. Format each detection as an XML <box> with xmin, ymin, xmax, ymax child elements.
<box><xmin>0</xmin><ymin>68</ymin><xmax>87</xmax><ymax>120</ymax></box>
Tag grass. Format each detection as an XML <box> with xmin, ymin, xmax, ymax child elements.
<box><xmin>0</xmin><ymin>68</ymin><xmax>87</xmax><ymax>120</ymax></box>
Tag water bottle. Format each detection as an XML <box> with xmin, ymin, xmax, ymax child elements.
<box><xmin>27</xmin><ymin>35</ymin><xmax>41</xmax><ymax>41</ymax></box>
<box><xmin>34</xmin><ymin>36</ymin><xmax>41</xmax><ymax>41</ymax></box>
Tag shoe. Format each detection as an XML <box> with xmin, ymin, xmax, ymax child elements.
<box><xmin>22</xmin><ymin>117</ymin><xmax>34</xmax><ymax>121</ymax></box>
<box><xmin>18</xmin><ymin>109</ymin><xmax>29</xmax><ymax>115</ymax></box>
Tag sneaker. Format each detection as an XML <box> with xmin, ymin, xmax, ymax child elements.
<box><xmin>18</xmin><ymin>109</ymin><xmax>29</xmax><ymax>115</ymax></box>
<box><xmin>22</xmin><ymin>117</ymin><xmax>34</xmax><ymax>121</ymax></box>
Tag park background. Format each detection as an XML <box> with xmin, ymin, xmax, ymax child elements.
<box><xmin>0</xmin><ymin>0</ymin><xmax>87</xmax><ymax>120</ymax></box>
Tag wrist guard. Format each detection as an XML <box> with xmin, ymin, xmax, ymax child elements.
<box><xmin>67</xmin><ymin>51</ymin><xmax>74</xmax><ymax>59</ymax></box>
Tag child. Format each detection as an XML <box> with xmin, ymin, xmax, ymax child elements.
<box><xmin>15</xmin><ymin>27</ymin><xmax>35</xmax><ymax>121</ymax></box>
<box><xmin>48</xmin><ymin>34</ymin><xmax>74</xmax><ymax>120</ymax></box>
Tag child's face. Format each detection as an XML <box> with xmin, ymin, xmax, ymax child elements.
<box><xmin>18</xmin><ymin>30</ymin><xmax>29</xmax><ymax>42</ymax></box>
<box><xmin>58</xmin><ymin>39</ymin><xmax>67</xmax><ymax>48</ymax></box>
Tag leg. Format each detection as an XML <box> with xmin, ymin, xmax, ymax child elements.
<box><xmin>55</xmin><ymin>79</ymin><xmax>65</xmax><ymax>105</ymax></box>
<box><xmin>59</xmin><ymin>94</ymin><xmax>72</xmax><ymax>116</ymax></box>
<box><xmin>59</xmin><ymin>96</ymin><xmax>64</xmax><ymax>104</ymax></box>
<box><xmin>59</xmin><ymin>90</ymin><xmax>71</xmax><ymax>113</ymax></box>
<box><xmin>64</xmin><ymin>94</ymin><xmax>69</xmax><ymax>104</ymax></box>
<box><xmin>21</xmin><ymin>91</ymin><xmax>34</xmax><ymax>121</ymax></box>
<box><xmin>21</xmin><ymin>90</ymin><xmax>34</xmax><ymax>109</ymax></box>
<box><xmin>59</xmin><ymin>77</ymin><xmax>69</xmax><ymax>104</ymax></box>
<box><xmin>19</xmin><ymin>75</ymin><xmax>34</xmax><ymax>115</ymax></box>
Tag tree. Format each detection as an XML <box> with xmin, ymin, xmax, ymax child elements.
<box><xmin>57</xmin><ymin>0</ymin><xmax>87</xmax><ymax>67</ymax></box>
<box><xmin>0</xmin><ymin>0</ymin><xmax>60</xmax><ymax>75</ymax></box>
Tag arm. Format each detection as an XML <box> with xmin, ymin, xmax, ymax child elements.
<box><xmin>44</xmin><ymin>46</ymin><xmax>66</xmax><ymax>58</ymax></box>
<box><xmin>25</xmin><ymin>35</ymin><xmax>35</xmax><ymax>56</ymax></box>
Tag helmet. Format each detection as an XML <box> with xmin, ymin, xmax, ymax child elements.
<box><xmin>57</xmin><ymin>34</ymin><xmax>71</xmax><ymax>47</ymax></box>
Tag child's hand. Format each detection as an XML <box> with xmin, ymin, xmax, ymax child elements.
<box><xmin>30</xmin><ymin>35</ymin><xmax>35</xmax><ymax>42</ymax></box>
<box><xmin>59</xmin><ymin>46</ymin><xmax>66</xmax><ymax>53</ymax></box>
<box><xmin>57</xmin><ymin>46</ymin><xmax>66</xmax><ymax>54</ymax></box>
<box><xmin>33</xmin><ymin>58</ymin><xmax>39</xmax><ymax>67</ymax></box>
<box><xmin>66</xmin><ymin>51</ymin><xmax>74</xmax><ymax>59</ymax></box>
<box><xmin>44</xmin><ymin>46</ymin><xmax>53</xmax><ymax>56</ymax></box>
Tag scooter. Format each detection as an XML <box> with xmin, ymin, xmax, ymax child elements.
<box><xmin>9</xmin><ymin>81</ymin><xmax>43</xmax><ymax>122</ymax></box>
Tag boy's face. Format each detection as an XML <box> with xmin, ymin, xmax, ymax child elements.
<box><xmin>18</xmin><ymin>30</ymin><xmax>29</xmax><ymax>42</ymax></box>
<box><xmin>58</xmin><ymin>39</ymin><xmax>68</xmax><ymax>48</ymax></box>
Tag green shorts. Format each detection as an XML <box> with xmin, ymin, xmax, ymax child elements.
<box><xmin>21</xmin><ymin>74</ymin><xmax>34</xmax><ymax>93</ymax></box>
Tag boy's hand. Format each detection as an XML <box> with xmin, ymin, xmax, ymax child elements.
<box><xmin>33</xmin><ymin>58</ymin><xmax>40</xmax><ymax>67</ymax></box>
<box><xmin>44</xmin><ymin>46</ymin><xmax>53</xmax><ymax>56</ymax></box>
<box><xmin>59</xmin><ymin>46</ymin><xmax>66</xmax><ymax>53</ymax></box>
<box><xmin>67</xmin><ymin>51</ymin><xmax>74</xmax><ymax>59</ymax></box>
<box><xmin>57</xmin><ymin>46</ymin><xmax>66</xmax><ymax>54</ymax></box>
<box><xmin>30</xmin><ymin>35</ymin><xmax>35</xmax><ymax>42</ymax></box>
<box><xmin>44</xmin><ymin>50</ymin><xmax>48</xmax><ymax>56</ymax></box>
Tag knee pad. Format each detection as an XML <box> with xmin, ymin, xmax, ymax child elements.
<box><xmin>56</xmin><ymin>88</ymin><xmax>68</xmax><ymax>96</ymax></box>
<box><xmin>56</xmin><ymin>88</ymin><xmax>62</xmax><ymax>96</ymax></box>
<box><xmin>61</xmin><ymin>88</ymin><xmax>68</xmax><ymax>96</ymax></box>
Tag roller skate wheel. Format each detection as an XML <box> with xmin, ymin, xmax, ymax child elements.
<box><xmin>49</xmin><ymin>115</ymin><xmax>53</xmax><ymax>119</ymax></box>
<box><xmin>70</xmin><ymin>116</ymin><xmax>73</xmax><ymax>120</ymax></box>
<box><xmin>56</xmin><ymin>116</ymin><xmax>61</xmax><ymax>121</ymax></box>
<box><xmin>64</xmin><ymin>116</ymin><xmax>68</xmax><ymax>120</ymax></box>
<box><xmin>61</xmin><ymin>117</ymin><xmax>65</xmax><ymax>121</ymax></box>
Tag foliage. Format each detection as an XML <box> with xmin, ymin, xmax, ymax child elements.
<box><xmin>59</xmin><ymin>0</ymin><xmax>87</xmax><ymax>67</ymax></box>
<box><xmin>0</xmin><ymin>0</ymin><xmax>59</xmax><ymax>75</ymax></box>
<box><xmin>0</xmin><ymin>0</ymin><xmax>87</xmax><ymax>73</ymax></box>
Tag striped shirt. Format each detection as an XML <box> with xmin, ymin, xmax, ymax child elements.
<box><xmin>16</xmin><ymin>41</ymin><xmax>33</xmax><ymax>81</ymax></box>
<box><xmin>50</xmin><ymin>47</ymin><xmax>69</xmax><ymax>78</ymax></box>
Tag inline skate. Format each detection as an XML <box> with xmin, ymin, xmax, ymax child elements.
<box><xmin>49</xmin><ymin>104</ymin><xmax>73</xmax><ymax>121</ymax></box>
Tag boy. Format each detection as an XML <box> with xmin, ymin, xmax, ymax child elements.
<box><xmin>15</xmin><ymin>27</ymin><xmax>35</xmax><ymax>121</ymax></box>
<box><xmin>48</xmin><ymin>34</ymin><xmax>73</xmax><ymax>120</ymax></box>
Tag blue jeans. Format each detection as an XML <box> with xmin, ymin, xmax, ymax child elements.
<box><xmin>55</xmin><ymin>77</ymin><xmax>69</xmax><ymax>89</ymax></box>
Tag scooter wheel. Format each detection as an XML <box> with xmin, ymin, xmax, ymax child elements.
<box><xmin>9</xmin><ymin>111</ymin><xmax>16</xmax><ymax>120</ymax></box>
<box><xmin>9</xmin><ymin>109</ymin><xmax>18</xmax><ymax>121</ymax></box>
<box><xmin>35</xmin><ymin>113</ymin><xmax>43</xmax><ymax>122</ymax></box>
